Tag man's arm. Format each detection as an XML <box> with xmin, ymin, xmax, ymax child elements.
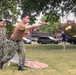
<box><xmin>25</xmin><ymin>22</ymin><xmax>48</xmax><ymax>30</ymax></box>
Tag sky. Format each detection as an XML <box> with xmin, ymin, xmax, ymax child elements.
<box><xmin>60</xmin><ymin>12</ymin><xmax>76</xmax><ymax>23</ymax></box>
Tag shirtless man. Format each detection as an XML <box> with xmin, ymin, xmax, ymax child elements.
<box><xmin>0</xmin><ymin>12</ymin><xmax>48</xmax><ymax>70</ymax></box>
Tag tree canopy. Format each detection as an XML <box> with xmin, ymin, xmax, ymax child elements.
<box><xmin>1</xmin><ymin>0</ymin><xmax>76</xmax><ymax>23</ymax></box>
<box><xmin>39</xmin><ymin>14</ymin><xmax>60</xmax><ymax>33</ymax></box>
<box><xmin>0</xmin><ymin>0</ymin><xmax>21</xmax><ymax>36</ymax></box>
<box><xmin>0</xmin><ymin>0</ymin><xmax>21</xmax><ymax>23</ymax></box>
<box><xmin>21</xmin><ymin>0</ymin><xmax>76</xmax><ymax>17</ymax></box>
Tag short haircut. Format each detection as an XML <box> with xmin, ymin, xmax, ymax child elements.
<box><xmin>21</xmin><ymin>12</ymin><xmax>29</xmax><ymax>19</ymax></box>
<box><xmin>0</xmin><ymin>19</ymin><xmax>3</xmax><ymax>22</ymax></box>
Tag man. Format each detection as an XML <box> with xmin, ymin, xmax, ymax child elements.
<box><xmin>0</xmin><ymin>20</ymin><xmax>7</xmax><ymax>60</ymax></box>
<box><xmin>61</xmin><ymin>31</ymin><xmax>66</xmax><ymax>51</ymax></box>
<box><xmin>0</xmin><ymin>12</ymin><xmax>48</xmax><ymax>70</ymax></box>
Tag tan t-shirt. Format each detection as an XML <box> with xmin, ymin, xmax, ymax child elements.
<box><xmin>11</xmin><ymin>23</ymin><xmax>26</xmax><ymax>40</ymax></box>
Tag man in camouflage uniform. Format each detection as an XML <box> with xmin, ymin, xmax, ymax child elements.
<box><xmin>0</xmin><ymin>12</ymin><xmax>48</xmax><ymax>70</ymax></box>
<box><xmin>0</xmin><ymin>20</ymin><xmax>7</xmax><ymax>61</ymax></box>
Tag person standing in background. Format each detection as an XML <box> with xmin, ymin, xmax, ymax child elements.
<box><xmin>61</xmin><ymin>31</ymin><xmax>66</xmax><ymax>51</ymax></box>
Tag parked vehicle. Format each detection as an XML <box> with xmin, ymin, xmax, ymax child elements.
<box><xmin>23</xmin><ymin>37</ymin><xmax>32</xmax><ymax>44</ymax></box>
<box><xmin>67</xmin><ymin>37</ymin><xmax>76</xmax><ymax>44</ymax></box>
<box><xmin>37</xmin><ymin>36</ymin><xmax>60</xmax><ymax>44</ymax></box>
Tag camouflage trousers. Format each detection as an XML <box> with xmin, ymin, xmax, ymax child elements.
<box><xmin>1</xmin><ymin>39</ymin><xmax>26</xmax><ymax>67</ymax></box>
<box><xmin>0</xmin><ymin>39</ymin><xmax>7</xmax><ymax>61</ymax></box>
<box><xmin>0</xmin><ymin>45</ymin><xmax>4</xmax><ymax>61</ymax></box>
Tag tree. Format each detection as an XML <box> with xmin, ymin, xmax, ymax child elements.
<box><xmin>0</xmin><ymin>0</ymin><xmax>21</xmax><ymax>22</ymax></box>
<box><xmin>39</xmin><ymin>13</ymin><xmax>60</xmax><ymax>33</ymax></box>
<box><xmin>21</xmin><ymin>0</ymin><xmax>76</xmax><ymax>19</ymax></box>
<box><xmin>0</xmin><ymin>0</ymin><xmax>21</xmax><ymax>36</ymax></box>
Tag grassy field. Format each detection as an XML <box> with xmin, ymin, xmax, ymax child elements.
<box><xmin>0</xmin><ymin>44</ymin><xmax>76</xmax><ymax>75</ymax></box>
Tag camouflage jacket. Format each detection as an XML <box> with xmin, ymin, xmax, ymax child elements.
<box><xmin>0</xmin><ymin>27</ymin><xmax>7</xmax><ymax>45</ymax></box>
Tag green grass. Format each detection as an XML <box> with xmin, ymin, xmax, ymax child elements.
<box><xmin>1</xmin><ymin>44</ymin><xmax>76</xmax><ymax>75</ymax></box>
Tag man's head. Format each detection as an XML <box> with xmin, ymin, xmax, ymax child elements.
<box><xmin>0</xmin><ymin>19</ymin><xmax>4</xmax><ymax>27</ymax></box>
<box><xmin>21</xmin><ymin>12</ymin><xmax>30</xmax><ymax>23</ymax></box>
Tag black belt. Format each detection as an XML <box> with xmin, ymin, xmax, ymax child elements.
<box><xmin>10</xmin><ymin>39</ymin><xmax>21</xmax><ymax>42</ymax></box>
